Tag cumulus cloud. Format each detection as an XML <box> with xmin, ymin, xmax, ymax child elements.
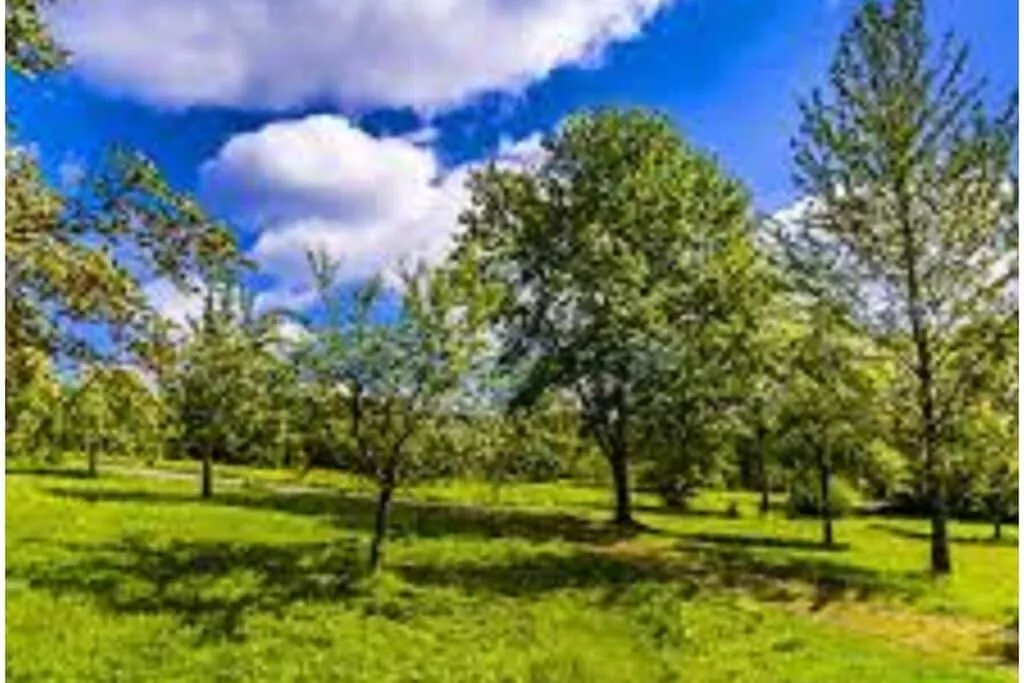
<box><xmin>49</xmin><ymin>0</ymin><xmax>672</xmax><ymax>111</ymax></box>
<box><xmin>201</xmin><ymin>114</ymin><xmax>545</xmax><ymax>311</ymax></box>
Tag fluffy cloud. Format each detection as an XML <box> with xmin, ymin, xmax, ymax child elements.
<box><xmin>200</xmin><ymin>114</ymin><xmax>545</xmax><ymax>311</ymax></box>
<box><xmin>50</xmin><ymin>0</ymin><xmax>672</xmax><ymax>111</ymax></box>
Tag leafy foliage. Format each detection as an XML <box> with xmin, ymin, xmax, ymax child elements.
<box><xmin>456</xmin><ymin>108</ymin><xmax>759</xmax><ymax>523</ymax></box>
<box><xmin>298</xmin><ymin>251</ymin><xmax>495</xmax><ymax>568</ymax></box>
<box><xmin>786</xmin><ymin>0</ymin><xmax>1017</xmax><ymax>572</ymax></box>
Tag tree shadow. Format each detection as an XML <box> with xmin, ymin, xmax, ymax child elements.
<box><xmin>669</xmin><ymin>541</ymin><xmax>924</xmax><ymax>610</ymax></box>
<box><xmin>10</xmin><ymin>535</ymin><xmax>366</xmax><ymax>643</ymax></box>
<box><xmin>396</xmin><ymin>548</ymin><xmax>687</xmax><ymax>601</ymax></box>
<box><xmin>868</xmin><ymin>523</ymin><xmax>1019</xmax><ymax>547</ymax></box>
<box><xmin>7</xmin><ymin>466</ymin><xmax>94</xmax><ymax>480</ymax></box>
<box><xmin>677</xmin><ymin>531</ymin><xmax>851</xmax><ymax>553</ymax></box>
<box><xmin>577</xmin><ymin>501</ymin><xmax>744</xmax><ymax>519</ymax></box>
<box><xmin>396</xmin><ymin>536</ymin><xmax>915</xmax><ymax>612</ymax></box>
<box><xmin>45</xmin><ymin>486</ymin><xmax>647</xmax><ymax>546</ymax></box>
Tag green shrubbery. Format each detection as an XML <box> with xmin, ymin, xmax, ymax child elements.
<box><xmin>785</xmin><ymin>473</ymin><xmax>861</xmax><ymax>519</ymax></box>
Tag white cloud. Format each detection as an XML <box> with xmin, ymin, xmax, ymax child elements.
<box><xmin>49</xmin><ymin>0</ymin><xmax>672</xmax><ymax>111</ymax></box>
<box><xmin>143</xmin><ymin>278</ymin><xmax>205</xmax><ymax>330</ymax></box>
<box><xmin>201</xmin><ymin>114</ymin><xmax>545</xmax><ymax>310</ymax></box>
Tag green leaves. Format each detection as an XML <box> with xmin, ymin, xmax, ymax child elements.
<box><xmin>789</xmin><ymin>0</ymin><xmax>1017</xmax><ymax>572</ymax></box>
<box><xmin>6</xmin><ymin>0</ymin><xmax>67</xmax><ymax>77</ymax></box>
<box><xmin>299</xmin><ymin>250</ymin><xmax>490</xmax><ymax>487</ymax></box>
<box><xmin>6</xmin><ymin>144</ymin><xmax>246</xmax><ymax>370</ymax></box>
<box><xmin>455</xmin><ymin>108</ymin><xmax>762</xmax><ymax>516</ymax></box>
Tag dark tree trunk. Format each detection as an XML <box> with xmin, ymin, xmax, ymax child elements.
<box><xmin>609</xmin><ymin>445</ymin><xmax>634</xmax><ymax>526</ymax></box>
<box><xmin>819</xmin><ymin>455</ymin><xmax>833</xmax><ymax>547</ymax></box>
<box><xmin>201</xmin><ymin>455</ymin><xmax>213</xmax><ymax>499</ymax></box>
<box><xmin>87</xmin><ymin>448</ymin><xmax>98</xmax><ymax>478</ymax></box>
<box><xmin>899</xmin><ymin>190</ymin><xmax>951</xmax><ymax>576</ymax></box>
<box><xmin>993</xmin><ymin>516</ymin><xmax>1003</xmax><ymax>541</ymax></box>
<box><xmin>922</xmin><ymin>401</ymin><xmax>951</xmax><ymax>573</ymax></box>
<box><xmin>369</xmin><ymin>483</ymin><xmax>394</xmax><ymax>572</ymax></box>
<box><xmin>921</xmin><ymin>388</ymin><xmax>950</xmax><ymax>574</ymax></box>
<box><xmin>756</xmin><ymin>424</ymin><xmax>769</xmax><ymax>515</ymax></box>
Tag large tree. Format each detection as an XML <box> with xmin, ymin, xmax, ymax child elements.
<box><xmin>456</xmin><ymin>108</ymin><xmax>758</xmax><ymax>525</ymax></box>
<box><xmin>6</xmin><ymin>0</ymin><xmax>245</xmax><ymax>460</ymax></box>
<box><xmin>788</xmin><ymin>0</ymin><xmax>1017</xmax><ymax>573</ymax></box>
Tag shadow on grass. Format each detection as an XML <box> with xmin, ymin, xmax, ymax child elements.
<box><xmin>29</xmin><ymin>484</ymin><xmax>932</xmax><ymax>639</ymax></box>
<box><xmin>578</xmin><ymin>500</ymin><xmax>744</xmax><ymax>519</ymax></box>
<box><xmin>396</xmin><ymin>539</ymin><xmax>916</xmax><ymax>612</ymax></box>
<box><xmin>10</xmin><ymin>536</ymin><xmax>366</xmax><ymax>642</ymax></box>
<box><xmin>7</xmin><ymin>466</ymin><xmax>95</xmax><ymax>480</ymax></box>
<box><xmin>868</xmin><ymin>523</ymin><xmax>1018</xmax><ymax>547</ymax></box>
<box><xmin>677</xmin><ymin>531</ymin><xmax>851</xmax><ymax>553</ymax></box>
<box><xmin>671</xmin><ymin>540</ymin><xmax>924</xmax><ymax>609</ymax></box>
<box><xmin>45</xmin><ymin>486</ymin><xmax>646</xmax><ymax>546</ymax></box>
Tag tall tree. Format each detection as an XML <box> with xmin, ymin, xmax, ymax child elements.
<box><xmin>6</xmin><ymin>0</ymin><xmax>244</xmax><ymax>458</ymax></box>
<box><xmin>456</xmin><ymin>108</ymin><xmax>756</xmax><ymax>525</ymax></box>
<box><xmin>789</xmin><ymin>0</ymin><xmax>1017</xmax><ymax>573</ymax></box>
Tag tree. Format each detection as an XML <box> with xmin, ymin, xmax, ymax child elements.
<box><xmin>300</xmin><ymin>252</ymin><xmax>493</xmax><ymax>571</ymax></box>
<box><xmin>789</xmin><ymin>0</ymin><xmax>1017</xmax><ymax>573</ymax></box>
<box><xmin>164</xmin><ymin>275</ymin><xmax>292</xmax><ymax>497</ymax></box>
<box><xmin>6</xmin><ymin>0</ymin><xmax>244</xmax><ymax>453</ymax></box>
<box><xmin>5</xmin><ymin>347</ymin><xmax>62</xmax><ymax>460</ymax></box>
<box><xmin>729</xmin><ymin>240</ymin><xmax>802</xmax><ymax>514</ymax></box>
<box><xmin>456</xmin><ymin>108</ymin><xmax>757</xmax><ymax>525</ymax></box>
<box><xmin>776</xmin><ymin>303</ymin><xmax>877</xmax><ymax>547</ymax></box>
<box><xmin>954</xmin><ymin>400</ymin><xmax>1018</xmax><ymax>541</ymax></box>
<box><xmin>62</xmin><ymin>365</ymin><xmax>163</xmax><ymax>477</ymax></box>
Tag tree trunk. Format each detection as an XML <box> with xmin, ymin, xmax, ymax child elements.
<box><xmin>201</xmin><ymin>455</ymin><xmax>213</xmax><ymax>499</ymax></box>
<box><xmin>87</xmin><ymin>448</ymin><xmax>98</xmax><ymax>478</ymax></box>
<box><xmin>819</xmin><ymin>455</ymin><xmax>833</xmax><ymax>547</ymax></box>
<box><xmin>756</xmin><ymin>424</ymin><xmax>769</xmax><ymax>515</ymax></box>
<box><xmin>899</xmin><ymin>190</ymin><xmax>951</xmax><ymax>576</ymax></box>
<box><xmin>369</xmin><ymin>484</ymin><xmax>394</xmax><ymax>572</ymax></box>
<box><xmin>609</xmin><ymin>445</ymin><xmax>634</xmax><ymax>526</ymax></box>
<box><xmin>921</xmin><ymin>390</ymin><xmax>951</xmax><ymax>573</ymax></box>
<box><xmin>993</xmin><ymin>516</ymin><xmax>1003</xmax><ymax>541</ymax></box>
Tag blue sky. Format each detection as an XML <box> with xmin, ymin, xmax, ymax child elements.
<box><xmin>8</xmin><ymin>0</ymin><xmax>1018</xmax><ymax>320</ymax></box>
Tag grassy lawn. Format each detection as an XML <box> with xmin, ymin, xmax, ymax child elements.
<box><xmin>6</xmin><ymin>466</ymin><xmax>1018</xmax><ymax>682</ymax></box>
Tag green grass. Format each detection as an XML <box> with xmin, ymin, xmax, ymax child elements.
<box><xmin>6</xmin><ymin>466</ymin><xmax>1018</xmax><ymax>682</ymax></box>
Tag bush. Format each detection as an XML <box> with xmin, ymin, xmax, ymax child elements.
<box><xmin>785</xmin><ymin>473</ymin><xmax>861</xmax><ymax>519</ymax></box>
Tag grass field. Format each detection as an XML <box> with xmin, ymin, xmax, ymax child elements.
<box><xmin>6</xmin><ymin>463</ymin><xmax>1019</xmax><ymax>682</ymax></box>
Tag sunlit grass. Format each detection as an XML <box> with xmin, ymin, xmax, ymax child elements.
<box><xmin>6</xmin><ymin>466</ymin><xmax>1017</xmax><ymax>682</ymax></box>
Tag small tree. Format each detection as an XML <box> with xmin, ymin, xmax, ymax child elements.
<box><xmin>789</xmin><ymin>0</ymin><xmax>1017</xmax><ymax>572</ymax></box>
<box><xmin>954</xmin><ymin>397</ymin><xmax>1018</xmax><ymax>540</ymax></box>
<box><xmin>777</xmin><ymin>303</ymin><xmax>876</xmax><ymax>547</ymax></box>
<box><xmin>165</xmin><ymin>275</ymin><xmax>290</xmax><ymax>497</ymax></box>
<box><xmin>63</xmin><ymin>365</ymin><xmax>162</xmax><ymax>476</ymax></box>
<box><xmin>300</xmin><ymin>252</ymin><xmax>493</xmax><ymax>571</ymax></box>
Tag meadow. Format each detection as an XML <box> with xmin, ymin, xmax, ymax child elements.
<box><xmin>6</xmin><ymin>462</ymin><xmax>1018</xmax><ymax>683</ymax></box>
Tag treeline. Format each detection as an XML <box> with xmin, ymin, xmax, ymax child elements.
<box><xmin>6</xmin><ymin>0</ymin><xmax>1017</xmax><ymax>573</ymax></box>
